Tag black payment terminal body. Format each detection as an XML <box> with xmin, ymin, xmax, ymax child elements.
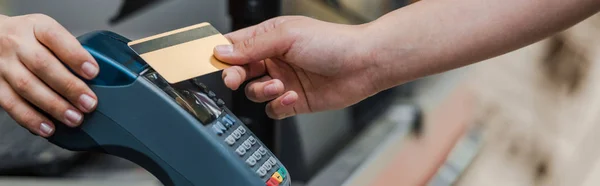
<box><xmin>44</xmin><ymin>31</ymin><xmax>290</xmax><ymax>186</ymax></box>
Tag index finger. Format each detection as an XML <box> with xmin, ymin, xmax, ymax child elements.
<box><xmin>28</xmin><ymin>14</ymin><xmax>99</xmax><ymax>80</ymax></box>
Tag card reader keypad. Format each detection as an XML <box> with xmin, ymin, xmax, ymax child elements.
<box><xmin>195</xmin><ymin>80</ymin><xmax>288</xmax><ymax>185</ymax></box>
<box><xmin>232</xmin><ymin>129</ymin><xmax>242</xmax><ymax>139</ymax></box>
<box><xmin>210</xmin><ymin>113</ymin><xmax>288</xmax><ymax>185</ymax></box>
<box><xmin>246</xmin><ymin>156</ymin><xmax>257</xmax><ymax>167</ymax></box>
<box><xmin>252</xmin><ymin>149</ymin><xmax>263</xmax><ymax>160</ymax></box>
<box><xmin>225</xmin><ymin>136</ymin><xmax>236</xmax><ymax>146</ymax></box>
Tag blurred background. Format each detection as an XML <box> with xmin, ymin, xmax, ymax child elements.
<box><xmin>0</xmin><ymin>0</ymin><xmax>598</xmax><ymax>186</ymax></box>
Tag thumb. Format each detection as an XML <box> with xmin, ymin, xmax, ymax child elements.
<box><xmin>214</xmin><ymin>29</ymin><xmax>293</xmax><ymax>65</ymax></box>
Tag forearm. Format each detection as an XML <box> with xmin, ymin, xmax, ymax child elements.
<box><xmin>361</xmin><ymin>0</ymin><xmax>600</xmax><ymax>91</ymax></box>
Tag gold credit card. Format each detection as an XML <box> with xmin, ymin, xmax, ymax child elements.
<box><xmin>128</xmin><ymin>22</ymin><xmax>231</xmax><ymax>84</ymax></box>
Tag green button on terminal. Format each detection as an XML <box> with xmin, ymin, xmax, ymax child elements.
<box><xmin>277</xmin><ymin>167</ymin><xmax>287</xmax><ymax>178</ymax></box>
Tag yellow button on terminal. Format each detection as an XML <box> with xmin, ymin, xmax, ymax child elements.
<box><xmin>271</xmin><ymin>172</ymin><xmax>283</xmax><ymax>183</ymax></box>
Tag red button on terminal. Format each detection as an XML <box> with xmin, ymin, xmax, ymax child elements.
<box><xmin>266</xmin><ymin>178</ymin><xmax>280</xmax><ymax>186</ymax></box>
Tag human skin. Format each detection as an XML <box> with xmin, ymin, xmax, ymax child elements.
<box><xmin>213</xmin><ymin>0</ymin><xmax>600</xmax><ymax>119</ymax></box>
<box><xmin>0</xmin><ymin>14</ymin><xmax>98</xmax><ymax>137</ymax></box>
<box><xmin>0</xmin><ymin>0</ymin><xmax>598</xmax><ymax>137</ymax></box>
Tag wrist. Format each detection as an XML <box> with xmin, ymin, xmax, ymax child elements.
<box><xmin>341</xmin><ymin>23</ymin><xmax>385</xmax><ymax>96</ymax></box>
<box><xmin>352</xmin><ymin>20</ymin><xmax>406</xmax><ymax>94</ymax></box>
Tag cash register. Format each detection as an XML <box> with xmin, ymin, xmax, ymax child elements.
<box><xmin>44</xmin><ymin>30</ymin><xmax>290</xmax><ymax>186</ymax></box>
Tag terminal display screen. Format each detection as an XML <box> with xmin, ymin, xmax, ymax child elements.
<box><xmin>143</xmin><ymin>70</ymin><xmax>221</xmax><ymax>125</ymax></box>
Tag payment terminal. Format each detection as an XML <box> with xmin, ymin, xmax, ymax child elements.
<box><xmin>44</xmin><ymin>31</ymin><xmax>290</xmax><ymax>186</ymax></box>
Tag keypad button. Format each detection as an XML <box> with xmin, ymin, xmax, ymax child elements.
<box><xmin>257</xmin><ymin>167</ymin><xmax>267</xmax><ymax>177</ymax></box>
<box><xmin>232</xmin><ymin>130</ymin><xmax>241</xmax><ymax>139</ymax></box>
<box><xmin>242</xmin><ymin>141</ymin><xmax>252</xmax><ymax>150</ymax></box>
<box><xmin>277</xmin><ymin>168</ymin><xmax>287</xmax><ymax>178</ymax></box>
<box><xmin>258</xmin><ymin>146</ymin><xmax>268</xmax><ymax>155</ymax></box>
<box><xmin>225</xmin><ymin>117</ymin><xmax>235</xmax><ymax>125</ymax></box>
<box><xmin>268</xmin><ymin>157</ymin><xmax>277</xmax><ymax>166</ymax></box>
<box><xmin>236</xmin><ymin>146</ymin><xmax>246</xmax><ymax>156</ymax></box>
<box><xmin>212</xmin><ymin>125</ymin><xmax>224</xmax><ymax>136</ymax></box>
<box><xmin>225</xmin><ymin>115</ymin><xmax>235</xmax><ymax>123</ymax></box>
<box><xmin>238</xmin><ymin>127</ymin><xmax>246</xmax><ymax>135</ymax></box>
<box><xmin>217</xmin><ymin>99</ymin><xmax>225</xmax><ymax>107</ymax></box>
<box><xmin>225</xmin><ymin>136</ymin><xmax>235</xmax><ymax>146</ymax></box>
<box><xmin>208</xmin><ymin>91</ymin><xmax>216</xmax><ymax>99</ymax></box>
<box><xmin>246</xmin><ymin>157</ymin><xmax>257</xmax><ymax>167</ymax></box>
<box><xmin>248</xmin><ymin>136</ymin><xmax>256</xmax><ymax>145</ymax></box>
<box><xmin>192</xmin><ymin>79</ymin><xmax>208</xmax><ymax>91</ymax></box>
<box><xmin>216</xmin><ymin>121</ymin><xmax>226</xmax><ymax>131</ymax></box>
<box><xmin>222</xmin><ymin>118</ymin><xmax>233</xmax><ymax>128</ymax></box>
<box><xmin>222</xmin><ymin>120</ymin><xmax>232</xmax><ymax>128</ymax></box>
<box><xmin>271</xmin><ymin>172</ymin><xmax>283</xmax><ymax>183</ymax></box>
<box><xmin>263</xmin><ymin>162</ymin><xmax>272</xmax><ymax>170</ymax></box>
<box><xmin>266</xmin><ymin>178</ymin><xmax>279</xmax><ymax>186</ymax></box>
<box><xmin>252</xmin><ymin>151</ymin><xmax>262</xmax><ymax>160</ymax></box>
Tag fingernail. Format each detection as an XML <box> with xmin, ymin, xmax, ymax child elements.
<box><xmin>264</xmin><ymin>83</ymin><xmax>279</xmax><ymax>96</ymax></box>
<box><xmin>40</xmin><ymin>123</ymin><xmax>53</xmax><ymax>136</ymax></box>
<box><xmin>81</xmin><ymin>62</ymin><xmax>98</xmax><ymax>78</ymax></box>
<box><xmin>65</xmin><ymin>109</ymin><xmax>82</xmax><ymax>126</ymax></box>
<box><xmin>282</xmin><ymin>92</ymin><xmax>297</xmax><ymax>106</ymax></box>
<box><xmin>281</xmin><ymin>113</ymin><xmax>293</xmax><ymax>119</ymax></box>
<box><xmin>215</xmin><ymin>45</ymin><xmax>234</xmax><ymax>55</ymax></box>
<box><xmin>224</xmin><ymin>74</ymin><xmax>232</xmax><ymax>86</ymax></box>
<box><xmin>79</xmin><ymin>94</ymin><xmax>97</xmax><ymax>111</ymax></box>
<box><xmin>224</xmin><ymin>73</ymin><xmax>239</xmax><ymax>90</ymax></box>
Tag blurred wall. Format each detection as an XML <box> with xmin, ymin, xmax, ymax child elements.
<box><xmin>0</xmin><ymin>0</ymin><xmax>230</xmax><ymax>39</ymax></box>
